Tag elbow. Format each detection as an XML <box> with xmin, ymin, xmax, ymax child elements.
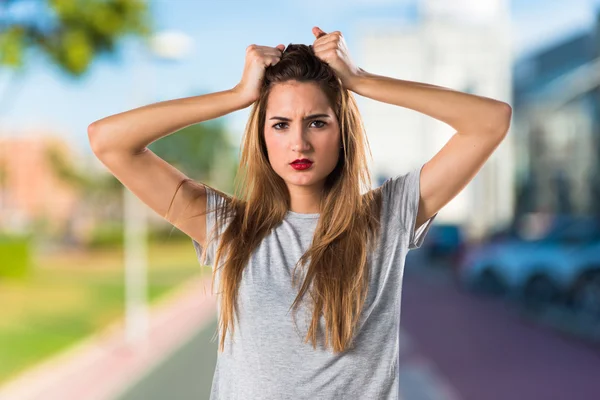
<box><xmin>88</xmin><ymin>121</ymin><xmax>108</xmax><ymax>154</ymax></box>
<box><xmin>87</xmin><ymin>121</ymin><xmax>98</xmax><ymax>140</ymax></box>
<box><xmin>492</xmin><ymin>101</ymin><xmax>512</xmax><ymax>136</ymax></box>
<box><xmin>478</xmin><ymin>101</ymin><xmax>511</xmax><ymax>138</ymax></box>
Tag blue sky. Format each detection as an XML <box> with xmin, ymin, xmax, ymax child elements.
<box><xmin>2</xmin><ymin>0</ymin><xmax>600</xmax><ymax>155</ymax></box>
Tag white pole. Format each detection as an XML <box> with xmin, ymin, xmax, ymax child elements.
<box><xmin>122</xmin><ymin>30</ymin><xmax>193</xmax><ymax>349</ymax></box>
<box><xmin>124</xmin><ymin>188</ymin><xmax>149</xmax><ymax>348</ymax></box>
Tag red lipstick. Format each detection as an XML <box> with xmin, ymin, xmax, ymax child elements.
<box><xmin>290</xmin><ymin>158</ymin><xmax>313</xmax><ymax>170</ymax></box>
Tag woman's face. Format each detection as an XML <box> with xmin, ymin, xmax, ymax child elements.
<box><xmin>264</xmin><ymin>81</ymin><xmax>341</xmax><ymax>190</ymax></box>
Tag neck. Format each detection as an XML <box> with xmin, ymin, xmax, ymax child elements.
<box><xmin>287</xmin><ymin>183</ymin><xmax>323</xmax><ymax>214</ymax></box>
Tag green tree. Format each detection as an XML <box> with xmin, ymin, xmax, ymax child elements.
<box><xmin>0</xmin><ymin>0</ymin><xmax>152</xmax><ymax>75</ymax></box>
<box><xmin>0</xmin><ymin>0</ymin><xmax>152</xmax><ymax>109</ymax></box>
<box><xmin>148</xmin><ymin>114</ymin><xmax>238</xmax><ymax>190</ymax></box>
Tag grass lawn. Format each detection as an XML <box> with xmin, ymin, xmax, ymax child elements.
<box><xmin>0</xmin><ymin>238</ymin><xmax>210</xmax><ymax>386</ymax></box>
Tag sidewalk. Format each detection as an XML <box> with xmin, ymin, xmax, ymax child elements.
<box><xmin>0</xmin><ymin>275</ymin><xmax>217</xmax><ymax>400</ymax></box>
<box><xmin>398</xmin><ymin>328</ymin><xmax>462</xmax><ymax>400</ymax></box>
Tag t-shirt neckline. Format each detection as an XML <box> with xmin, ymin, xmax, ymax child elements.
<box><xmin>285</xmin><ymin>210</ymin><xmax>320</xmax><ymax>219</ymax></box>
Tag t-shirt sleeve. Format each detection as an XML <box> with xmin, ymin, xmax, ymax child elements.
<box><xmin>191</xmin><ymin>185</ymin><xmax>227</xmax><ymax>268</ymax></box>
<box><xmin>380</xmin><ymin>162</ymin><xmax>438</xmax><ymax>250</ymax></box>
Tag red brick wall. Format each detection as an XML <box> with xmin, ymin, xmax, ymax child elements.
<box><xmin>0</xmin><ymin>134</ymin><xmax>80</xmax><ymax>233</ymax></box>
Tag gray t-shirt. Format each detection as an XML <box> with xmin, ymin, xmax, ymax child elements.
<box><xmin>192</xmin><ymin>163</ymin><xmax>437</xmax><ymax>399</ymax></box>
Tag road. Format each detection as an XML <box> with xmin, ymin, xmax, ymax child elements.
<box><xmin>117</xmin><ymin>318</ymin><xmax>219</xmax><ymax>400</ymax></box>
<box><xmin>400</xmin><ymin>261</ymin><xmax>600</xmax><ymax>400</ymax></box>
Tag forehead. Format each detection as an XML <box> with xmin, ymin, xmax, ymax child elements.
<box><xmin>266</xmin><ymin>81</ymin><xmax>332</xmax><ymax>114</ymax></box>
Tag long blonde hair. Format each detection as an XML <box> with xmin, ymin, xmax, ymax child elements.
<box><xmin>170</xmin><ymin>44</ymin><xmax>384</xmax><ymax>354</ymax></box>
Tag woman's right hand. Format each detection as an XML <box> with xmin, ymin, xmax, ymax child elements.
<box><xmin>233</xmin><ymin>43</ymin><xmax>285</xmax><ymax>105</ymax></box>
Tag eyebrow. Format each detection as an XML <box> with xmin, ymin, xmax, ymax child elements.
<box><xmin>269</xmin><ymin>113</ymin><xmax>331</xmax><ymax>122</ymax></box>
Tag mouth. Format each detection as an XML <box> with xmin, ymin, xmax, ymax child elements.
<box><xmin>289</xmin><ymin>159</ymin><xmax>313</xmax><ymax>170</ymax></box>
<box><xmin>290</xmin><ymin>158</ymin><xmax>313</xmax><ymax>165</ymax></box>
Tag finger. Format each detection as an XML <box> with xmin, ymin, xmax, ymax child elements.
<box><xmin>254</xmin><ymin>44</ymin><xmax>281</xmax><ymax>52</ymax></box>
<box><xmin>264</xmin><ymin>49</ymin><xmax>283</xmax><ymax>58</ymax></box>
<box><xmin>312</xmin><ymin>39</ymin><xmax>338</xmax><ymax>53</ymax></box>
<box><xmin>270</xmin><ymin>55</ymin><xmax>282</xmax><ymax>66</ymax></box>
<box><xmin>257</xmin><ymin>46</ymin><xmax>283</xmax><ymax>56</ymax></box>
<box><xmin>315</xmin><ymin>26</ymin><xmax>327</xmax><ymax>36</ymax></box>
<box><xmin>312</xmin><ymin>26</ymin><xmax>327</xmax><ymax>39</ymax></box>
<box><xmin>313</xmin><ymin>34</ymin><xmax>338</xmax><ymax>49</ymax></box>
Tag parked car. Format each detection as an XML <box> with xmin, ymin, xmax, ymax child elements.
<box><xmin>457</xmin><ymin>215</ymin><xmax>600</xmax><ymax>317</ymax></box>
<box><xmin>422</xmin><ymin>223</ymin><xmax>466</xmax><ymax>265</ymax></box>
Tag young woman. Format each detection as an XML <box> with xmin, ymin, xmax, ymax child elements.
<box><xmin>88</xmin><ymin>26</ymin><xmax>511</xmax><ymax>399</ymax></box>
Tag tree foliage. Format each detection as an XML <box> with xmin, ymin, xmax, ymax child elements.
<box><xmin>0</xmin><ymin>0</ymin><xmax>152</xmax><ymax>76</ymax></box>
<box><xmin>148</xmin><ymin>117</ymin><xmax>237</xmax><ymax>186</ymax></box>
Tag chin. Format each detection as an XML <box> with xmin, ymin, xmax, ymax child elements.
<box><xmin>288</xmin><ymin>175</ymin><xmax>326</xmax><ymax>187</ymax></box>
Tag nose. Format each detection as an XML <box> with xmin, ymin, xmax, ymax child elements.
<box><xmin>290</xmin><ymin>126</ymin><xmax>312</xmax><ymax>152</ymax></box>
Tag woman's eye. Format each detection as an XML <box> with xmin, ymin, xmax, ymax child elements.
<box><xmin>272</xmin><ymin>120</ymin><xmax>326</xmax><ymax>130</ymax></box>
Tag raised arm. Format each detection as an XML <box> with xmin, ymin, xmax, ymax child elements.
<box><xmin>309</xmin><ymin>27</ymin><xmax>512</xmax><ymax>233</ymax></box>
<box><xmin>88</xmin><ymin>89</ymin><xmax>254</xmax><ymax>155</ymax></box>
<box><xmin>87</xmin><ymin>43</ymin><xmax>284</xmax><ymax>247</ymax></box>
<box><xmin>87</xmin><ymin>88</ymin><xmax>253</xmax><ymax>247</ymax></box>
<box><xmin>349</xmin><ymin>70</ymin><xmax>512</xmax><ymax>231</ymax></box>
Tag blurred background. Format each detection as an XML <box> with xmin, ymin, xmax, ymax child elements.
<box><xmin>1</xmin><ymin>0</ymin><xmax>600</xmax><ymax>399</ymax></box>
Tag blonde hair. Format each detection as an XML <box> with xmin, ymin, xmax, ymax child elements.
<box><xmin>169</xmin><ymin>44</ymin><xmax>384</xmax><ymax>354</ymax></box>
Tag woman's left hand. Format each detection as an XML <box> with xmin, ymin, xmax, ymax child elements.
<box><xmin>311</xmin><ymin>27</ymin><xmax>363</xmax><ymax>91</ymax></box>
